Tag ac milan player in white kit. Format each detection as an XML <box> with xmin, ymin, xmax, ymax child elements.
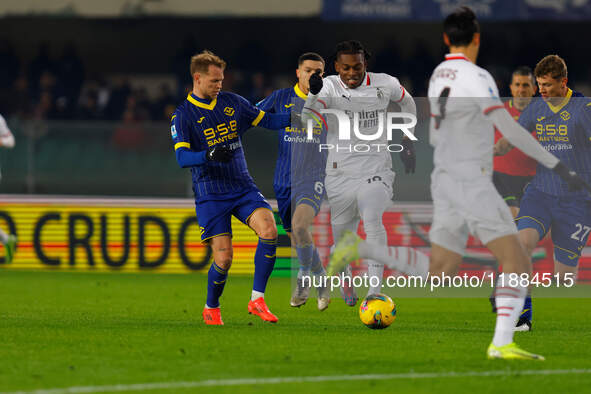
<box><xmin>327</xmin><ymin>7</ymin><xmax>589</xmax><ymax>359</ymax></box>
<box><xmin>303</xmin><ymin>40</ymin><xmax>417</xmax><ymax>305</ymax></box>
<box><xmin>0</xmin><ymin>113</ymin><xmax>17</xmax><ymax>263</ymax></box>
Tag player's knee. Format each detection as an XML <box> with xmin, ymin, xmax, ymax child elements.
<box><xmin>430</xmin><ymin>254</ymin><xmax>458</xmax><ymax>277</ymax></box>
<box><xmin>215</xmin><ymin>256</ymin><xmax>232</xmax><ymax>271</ymax></box>
<box><xmin>291</xmin><ymin>223</ymin><xmax>310</xmax><ymax>244</ymax></box>
<box><xmin>554</xmin><ymin>259</ymin><xmax>578</xmax><ymax>283</ymax></box>
<box><xmin>257</xmin><ymin>225</ymin><xmax>278</xmax><ymax>240</ymax></box>
<box><xmin>361</xmin><ymin>211</ymin><xmax>383</xmax><ymax>227</ymax></box>
<box><xmin>212</xmin><ymin>247</ymin><xmax>233</xmax><ymax>270</ymax></box>
<box><xmin>518</xmin><ymin>229</ymin><xmax>539</xmax><ymax>256</ymax></box>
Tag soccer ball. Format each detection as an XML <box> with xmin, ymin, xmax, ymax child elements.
<box><xmin>359</xmin><ymin>293</ymin><xmax>397</xmax><ymax>329</ymax></box>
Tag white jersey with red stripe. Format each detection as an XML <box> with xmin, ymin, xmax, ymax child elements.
<box><xmin>428</xmin><ymin>53</ymin><xmax>503</xmax><ymax>180</ymax></box>
<box><xmin>314</xmin><ymin>72</ymin><xmax>406</xmax><ymax>176</ymax></box>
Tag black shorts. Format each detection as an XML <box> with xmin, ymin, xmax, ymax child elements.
<box><xmin>492</xmin><ymin>171</ymin><xmax>533</xmax><ymax>208</ymax></box>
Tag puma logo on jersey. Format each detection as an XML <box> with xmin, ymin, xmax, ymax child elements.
<box><xmin>197</xmin><ymin>116</ymin><xmax>205</xmax><ymax>123</ymax></box>
<box><xmin>284</xmin><ymin>104</ymin><xmax>294</xmax><ymax>108</ymax></box>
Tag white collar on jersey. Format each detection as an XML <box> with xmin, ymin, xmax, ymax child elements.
<box><xmin>337</xmin><ymin>72</ymin><xmax>371</xmax><ymax>89</ymax></box>
<box><xmin>445</xmin><ymin>53</ymin><xmax>470</xmax><ymax>62</ymax></box>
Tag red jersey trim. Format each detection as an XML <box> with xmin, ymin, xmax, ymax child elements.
<box><xmin>395</xmin><ymin>87</ymin><xmax>406</xmax><ymax>103</ymax></box>
<box><xmin>445</xmin><ymin>54</ymin><xmax>470</xmax><ymax>62</ymax></box>
<box><xmin>483</xmin><ymin>105</ymin><xmax>505</xmax><ymax>115</ymax></box>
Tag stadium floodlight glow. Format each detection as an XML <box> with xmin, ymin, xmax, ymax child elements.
<box><xmin>305</xmin><ymin>109</ymin><xmax>418</xmax><ymax>141</ymax></box>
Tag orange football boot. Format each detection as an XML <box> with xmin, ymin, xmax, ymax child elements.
<box><xmin>202</xmin><ymin>307</ymin><xmax>224</xmax><ymax>325</ymax></box>
<box><xmin>248</xmin><ymin>297</ymin><xmax>278</xmax><ymax>323</ymax></box>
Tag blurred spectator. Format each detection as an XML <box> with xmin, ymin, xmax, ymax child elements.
<box><xmin>11</xmin><ymin>75</ymin><xmax>31</xmax><ymax>118</ymax></box>
<box><xmin>29</xmin><ymin>43</ymin><xmax>55</xmax><ymax>95</ymax></box>
<box><xmin>56</xmin><ymin>43</ymin><xmax>85</xmax><ymax>116</ymax></box>
<box><xmin>246</xmin><ymin>72</ymin><xmax>267</xmax><ymax>103</ymax></box>
<box><xmin>111</xmin><ymin>109</ymin><xmax>145</xmax><ymax>151</ymax></box>
<box><xmin>0</xmin><ymin>40</ymin><xmax>20</xmax><ymax>90</ymax></box>
<box><xmin>133</xmin><ymin>87</ymin><xmax>152</xmax><ymax>121</ymax></box>
<box><xmin>76</xmin><ymin>90</ymin><xmax>103</xmax><ymax>120</ymax></box>
<box><xmin>152</xmin><ymin>83</ymin><xmax>176</xmax><ymax>121</ymax></box>
<box><xmin>104</xmin><ymin>77</ymin><xmax>131</xmax><ymax>120</ymax></box>
<box><xmin>173</xmin><ymin>35</ymin><xmax>199</xmax><ymax>98</ymax></box>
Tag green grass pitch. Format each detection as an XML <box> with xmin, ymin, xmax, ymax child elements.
<box><xmin>1</xmin><ymin>270</ymin><xmax>591</xmax><ymax>393</ymax></box>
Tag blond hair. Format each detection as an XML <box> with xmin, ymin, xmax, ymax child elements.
<box><xmin>190</xmin><ymin>50</ymin><xmax>226</xmax><ymax>77</ymax></box>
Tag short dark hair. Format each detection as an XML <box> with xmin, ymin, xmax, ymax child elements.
<box><xmin>333</xmin><ymin>40</ymin><xmax>371</xmax><ymax>61</ymax></box>
<box><xmin>443</xmin><ymin>6</ymin><xmax>480</xmax><ymax>47</ymax></box>
<box><xmin>534</xmin><ymin>55</ymin><xmax>567</xmax><ymax>80</ymax></box>
<box><xmin>512</xmin><ymin>66</ymin><xmax>534</xmax><ymax>83</ymax></box>
<box><xmin>298</xmin><ymin>52</ymin><xmax>325</xmax><ymax>66</ymax></box>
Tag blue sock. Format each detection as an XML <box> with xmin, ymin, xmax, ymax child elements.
<box><xmin>521</xmin><ymin>295</ymin><xmax>532</xmax><ymax>321</ymax></box>
<box><xmin>206</xmin><ymin>262</ymin><xmax>228</xmax><ymax>308</ymax></box>
<box><xmin>310</xmin><ymin>247</ymin><xmax>325</xmax><ymax>275</ymax></box>
<box><xmin>296</xmin><ymin>244</ymin><xmax>314</xmax><ymax>277</ymax></box>
<box><xmin>253</xmin><ymin>237</ymin><xmax>277</xmax><ymax>293</ymax></box>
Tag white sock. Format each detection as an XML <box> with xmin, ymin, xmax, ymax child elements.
<box><xmin>251</xmin><ymin>290</ymin><xmax>264</xmax><ymax>301</ymax></box>
<box><xmin>492</xmin><ymin>283</ymin><xmax>527</xmax><ymax>347</ymax></box>
<box><xmin>204</xmin><ymin>304</ymin><xmax>216</xmax><ymax>309</ymax></box>
<box><xmin>365</xmin><ymin>233</ymin><xmax>386</xmax><ymax>295</ymax></box>
<box><xmin>359</xmin><ymin>242</ymin><xmax>429</xmax><ymax>279</ymax></box>
<box><xmin>366</xmin><ymin>261</ymin><xmax>384</xmax><ymax>296</ymax></box>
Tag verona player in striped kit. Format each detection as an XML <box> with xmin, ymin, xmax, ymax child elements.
<box><xmin>257</xmin><ymin>53</ymin><xmax>330</xmax><ymax>311</ymax></box>
<box><xmin>304</xmin><ymin>40</ymin><xmax>417</xmax><ymax>305</ymax></box>
<box><xmin>171</xmin><ymin>50</ymin><xmax>291</xmax><ymax>325</ymax></box>
<box><xmin>512</xmin><ymin>55</ymin><xmax>591</xmax><ymax>330</ymax></box>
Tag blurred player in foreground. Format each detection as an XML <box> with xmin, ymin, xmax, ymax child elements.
<box><xmin>304</xmin><ymin>40</ymin><xmax>417</xmax><ymax>306</ymax></box>
<box><xmin>328</xmin><ymin>7</ymin><xmax>589</xmax><ymax>360</ymax></box>
<box><xmin>257</xmin><ymin>53</ymin><xmax>330</xmax><ymax>310</ymax></box>
<box><xmin>511</xmin><ymin>55</ymin><xmax>591</xmax><ymax>331</ymax></box>
<box><xmin>0</xmin><ymin>114</ymin><xmax>16</xmax><ymax>263</ymax></box>
<box><xmin>493</xmin><ymin>66</ymin><xmax>538</xmax><ymax>217</ymax></box>
<box><xmin>489</xmin><ymin>66</ymin><xmax>538</xmax><ymax>325</ymax></box>
<box><xmin>171</xmin><ymin>50</ymin><xmax>291</xmax><ymax>325</ymax></box>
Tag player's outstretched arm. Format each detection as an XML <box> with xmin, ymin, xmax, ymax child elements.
<box><xmin>488</xmin><ymin>108</ymin><xmax>557</xmax><ymax>168</ymax></box>
<box><xmin>301</xmin><ymin>72</ymin><xmax>327</xmax><ymax>130</ymax></box>
<box><xmin>493</xmin><ymin>137</ymin><xmax>512</xmax><ymax>156</ymax></box>
<box><xmin>488</xmin><ymin>108</ymin><xmax>590</xmax><ymax>192</ymax></box>
<box><xmin>256</xmin><ymin>112</ymin><xmax>291</xmax><ymax>130</ymax></box>
<box><xmin>175</xmin><ymin>145</ymin><xmax>233</xmax><ymax>168</ymax></box>
<box><xmin>395</xmin><ymin>89</ymin><xmax>417</xmax><ymax>174</ymax></box>
<box><xmin>0</xmin><ymin>115</ymin><xmax>15</xmax><ymax>149</ymax></box>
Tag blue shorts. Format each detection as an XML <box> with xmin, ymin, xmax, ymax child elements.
<box><xmin>516</xmin><ymin>186</ymin><xmax>591</xmax><ymax>266</ymax></box>
<box><xmin>195</xmin><ymin>188</ymin><xmax>271</xmax><ymax>243</ymax></box>
<box><xmin>275</xmin><ymin>180</ymin><xmax>324</xmax><ymax>233</ymax></box>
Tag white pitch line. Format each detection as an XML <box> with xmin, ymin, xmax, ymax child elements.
<box><xmin>5</xmin><ymin>369</ymin><xmax>591</xmax><ymax>394</ymax></box>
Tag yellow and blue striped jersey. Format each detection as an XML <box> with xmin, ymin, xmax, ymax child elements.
<box><xmin>519</xmin><ymin>89</ymin><xmax>591</xmax><ymax>197</ymax></box>
<box><xmin>257</xmin><ymin>84</ymin><xmax>326</xmax><ymax>190</ymax></box>
<box><xmin>171</xmin><ymin>91</ymin><xmax>265</xmax><ymax>201</ymax></box>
